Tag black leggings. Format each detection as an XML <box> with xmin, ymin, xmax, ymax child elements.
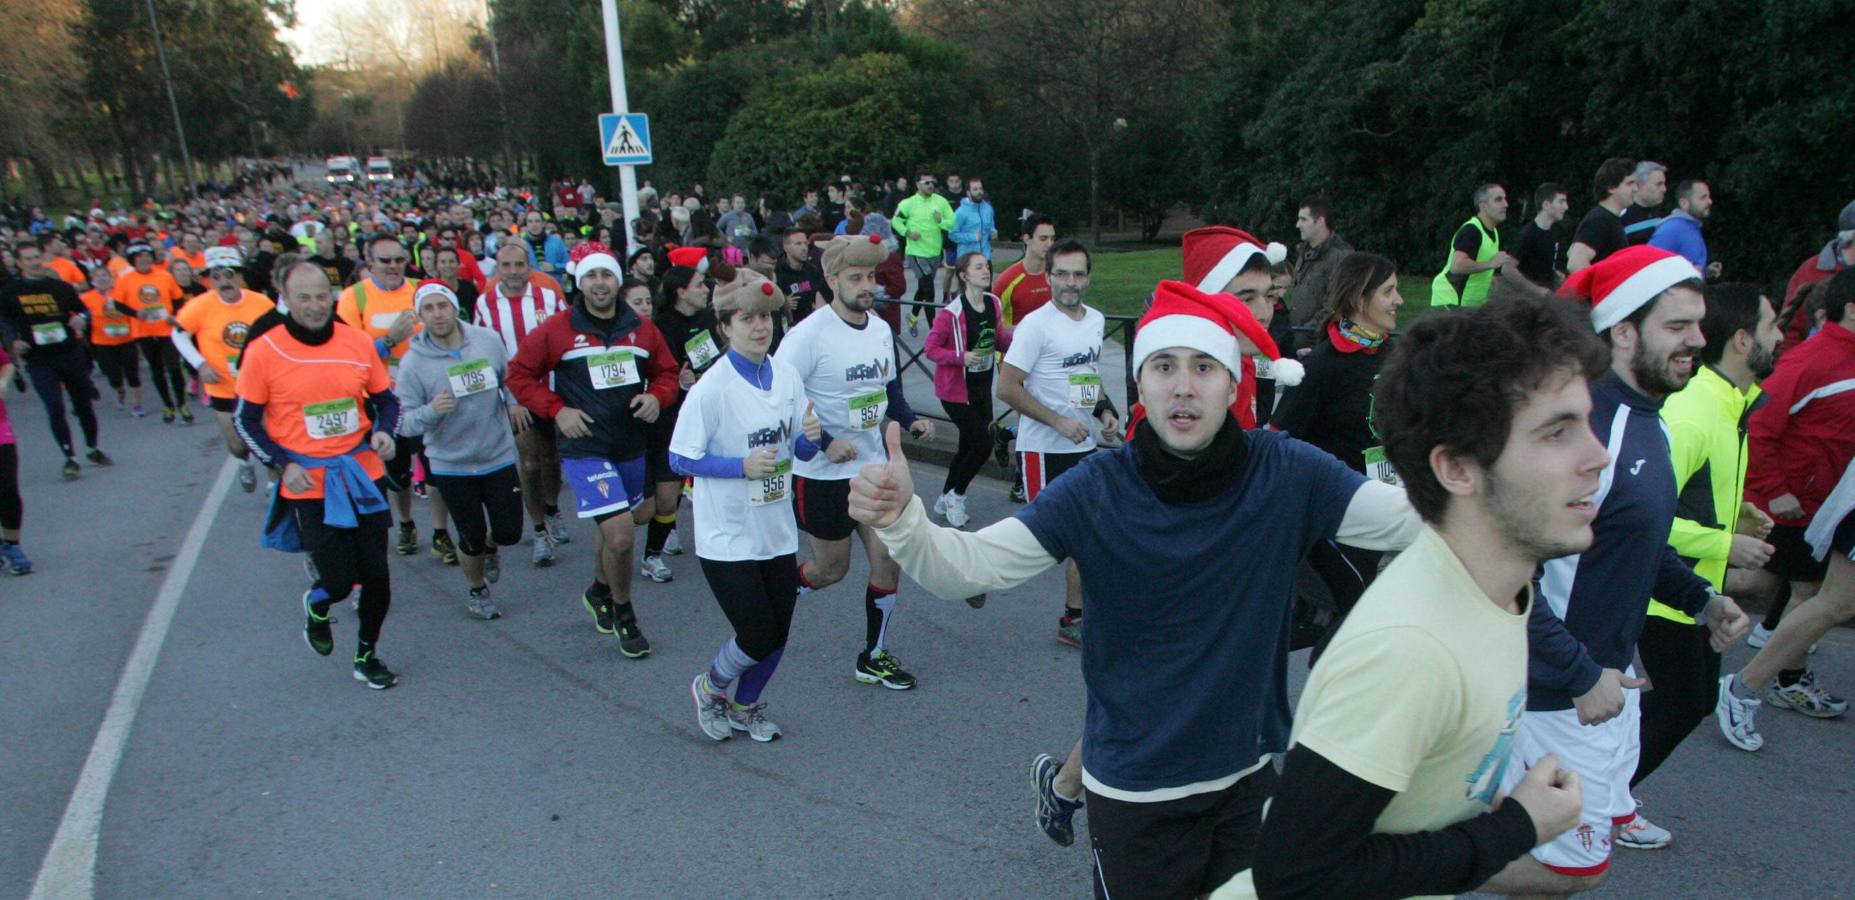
<box><xmin>94</xmin><ymin>343</ymin><xmax>142</xmax><ymax>389</ymax></box>
<box><xmin>700</xmin><ymin>555</ymin><xmax>800</xmax><ymax>660</ymax></box>
<box><xmin>428</xmin><ymin>465</ymin><xmax>524</xmax><ymax>556</ymax></box>
<box><xmin>0</xmin><ymin>443</ymin><xmax>20</xmax><ymax>530</ymax></box>
<box><xmin>25</xmin><ymin>346</ymin><xmax>99</xmax><ymax>457</ymax></box>
<box><xmin>289</xmin><ymin>495</ymin><xmax>392</xmax><ymax>648</ymax></box>
<box><xmin>941</xmin><ymin>391</ymin><xmax>993</xmax><ymax>496</ymax></box>
<box><xmin>1307</xmin><ymin>540</ymin><xmax>1382</xmax><ymax>665</ymax></box>
<box><xmin>1633</xmin><ymin>615</ymin><xmax>1720</xmax><ymax>787</ymax></box>
<box><xmin>138</xmin><ymin>337</ymin><xmax>185</xmax><ymax>408</ymax></box>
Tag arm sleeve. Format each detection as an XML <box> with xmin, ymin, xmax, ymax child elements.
<box><xmin>170</xmin><ymin>330</ymin><xmax>208</xmax><ymax>369</ymax></box>
<box><xmin>884</xmin><ymin>378</ymin><xmax>918</xmax><ymax>428</ymax></box>
<box><xmin>234</xmin><ymin>400</ymin><xmax>290</xmax><ymax>468</ymax></box>
<box><xmin>367</xmin><ymin>388</ymin><xmax>401</xmax><ymax>437</ymax></box>
<box><xmin>1527</xmin><ymin>593</ymin><xmax>1605</xmax><ymax>697</ymax></box>
<box><xmin>873</xmin><ymin>497</ymin><xmax>1059</xmax><ymax>598</ymax></box>
<box><xmin>670</xmin><ymin>451</ymin><xmax>744</xmax><ymax>479</ymax></box>
<box><xmin>1249</xmin><ymin>747</ymin><xmax>1539</xmax><ymax>900</ymax></box>
<box><xmin>1333</xmin><ymin>480</ymin><xmax>1423</xmax><ymax>551</ymax></box>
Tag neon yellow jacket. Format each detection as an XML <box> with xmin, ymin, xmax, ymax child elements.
<box><xmin>1650</xmin><ymin>364</ymin><xmax>1763</xmax><ymax>624</ymax></box>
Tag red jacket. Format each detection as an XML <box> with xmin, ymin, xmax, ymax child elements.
<box><xmin>1746</xmin><ymin>321</ymin><xmax>1855</xmax><ymax>526</ymax></box>
<box><xmin>506</xmin><ymin>299</ymin><xmax>679</xmax><ymax>461</ymax></box>
<box><xmin>1783</xmin><ymin>242</ymin><xmax>1849</xmax><ymax>347</ymax></box>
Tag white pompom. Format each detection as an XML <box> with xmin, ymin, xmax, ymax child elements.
<box><xmin>1264</xmin><ymin>242</ymin><xmax>1288</xmax><ymax>266</ymax></box>
<box><xmin>1271</xmin><ymin>357</ymin><xmax>1305</xmax><ymax>387</ymax></box>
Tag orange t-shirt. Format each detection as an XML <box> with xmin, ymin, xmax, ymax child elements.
<box><xmin>334</xmin><ymin>278</ymin><xmax>419</xmax><ymax>375</ymax></box>
<box><xmin>112</xmin><ymin>268</ymin><xmax>183</xmax><ymax>338</ymax></box>
<box><xmin>168</xmin><ymin>247</ymin><xmax>206</xmax><ymax>270</ymax></box>
<box><xmin>80</xmin><ymin>289</ymin><xmax>138</xmax><ymax>346</ymax></box>
<box><xmin>46</xmin><ymin>256</ymin><xmax>87</xmax><ymax>287</ymax></box>
<box><xmin>236</xmin><ymin>323</ymin><xmax>390</xmax><ymax>499</ymax></box>
<box><xmin>106</xmin><ymin>256</ymin><xmax>132</xmax><ymax>277</ymax></box>
<box><xmin>174</xmin><ymin>289</ymin><xmax>275</xmax><ymax>398</ymax></box>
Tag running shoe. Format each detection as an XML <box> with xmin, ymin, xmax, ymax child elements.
<box><xmin>131</xmin><ymin>403</ymin><xmax>147</xmax><ymax>418</ymax></box>
<box><xmin>1765</xmin><ymin>672</ymin><xmax>1848</xmax><ymax>718</ymax></box>
<box><xmin>989</xmin><ymin>422</ymin><xmax>1013</xmax><ymax>468</ymax></box>
<box><xmin>1008</xmin><ymin>481</ymin><xmax>1026</xmax><ymax>504</ymax></box>
<box><xmin>394</xmin><ymin>522</ymin><xmax>419</xmax><ymax>556</ymax></box>
<box><xmin>617</xmin><ymin>623</ymin><xmax>651</xmax><ymax>658</ymax></box>
<box><xmin>1057</xmin><ymin>615</ymin><xmax>1082</xmax><ymax>649</ymax></box>
<box><xmin>531</xmin><ymin>532</ymin><xmax>555</xmax><ymax>567</ymax></box>
<box><xmin>178</xmin><ymin>405</ymin><xmax>195</xmax><ymax>425</ymax></box>
<box><xmin>661</xmin><ymin>528</ymin><xmax>683</xmax><ymax>556</ymax></box>
<box><xmin>907</xmin><ymin>311</ymin><xmax>921</xmax><ymax>337</ymax></box>
<box><xmin>1615</xmin><ymin>810</ymin><xmax>1672</xmax><ymax>850</ymax></box>
<box><xmin>690</xmin><ymin>673</ymin><xmax>733</xmax><ymax>741</ymax></box>
<box><xmin>545</xmin><ymin>511</ymin><xmax>571</xmax><ymax>544</ymax></box>
<box><xmin>944</xmin><ymin>492</ymin><xmax>969</xmax><ymax>528</ymax></box>
<box><xmin>161</xmin><ymin>407</ymin><xmax>175</xmax><ymax>423</ymax></box>
<box><xmin>483</xmin><ymin>550</ymin><xmax>501</xmax><ymax>585</ymax></box>
<box><xmin>115</xmin><ymin>388</ymin><xmax>126</xmax><ymax>410</ymax></box>
<box><xmin>61</xmin><ymin>459</ymin><xmax>80</xmax><ymax>480</ymax></box>
<box><xmin>1032</xmin><ymin>752</ymin><xmax>1083</xmax><ymax>847</ymax></box>
<box><xmin>466</xmin><ymin>586</ymin><xmax>501</xmax><ymax>620</ymax></box>
<box><xmin>933</xmin><ymin>491</ymin><xmax>951</xmax><ymax>520</ymax></box>
<box><xmin>855</xmin><ymin>650</ymin><xmax>917</xmax><ymax>690</ymax></box>
<box><xmin>85</xmin><ymin>448</ymin><xmax>114</xmax><ymax>466</ymax></box>
<box><xmin>728</xmin><ymin>702</ymin><xmax>782</xmax><ymax>742</ymax></box>
<box><xmin>639</xmin><ymin>554</ymin><xmax>673</xmax><ymax>583</ymax></box>
<box><xmin>236</xmin><ymin>460</ymin><xmax>257</xmax><ymax>492</ymax></box>
<box><xmin>432</xmin><ymin>531</ymin><xmax>459</xmax><ymax>565</ymax></box>
<box><xmin>0</xmin><ymin>541</ymin><xmax>33</xmax><ymax>575</ymax></box>
<box><xmin>1747</xmin><ymin>623</ymin><xmax>1816</xmax><ymax>654</ymax></box>
<box><xmin>583</xmin><ymin>594</ymin><xmax>616</xmax><ymax>635</ymax></box>
<box><xmin>352</xmin><ymin>651</ymin><xmax>398</xmax><ymax>690</ymax></box>
<box><xmin>412</xmin><ymin>481</ymin><xmax>428</xmax><ymax>499</ymax></box>
<box><xmin>303</xmin><ymin>590</ymin><xmax>334</xmax><ymax>656</ymax></box>
<box><xmin>1714</xmin><ymin>674</ymin><xmax>1764</xmax><ymax>751</ymax></box>
<box><xmin>964</xmin><ymin>594</ymin><xmax>988</xmax><ymax>609</ymax></box>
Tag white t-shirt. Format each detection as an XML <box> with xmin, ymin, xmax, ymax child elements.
<box><xmin>775</xmin><ymin>305</ymin><xmax>897</xmax><ymax>481</ymax></box>
<box><xmin>1001</xmin><ymin>302</ymin><xmax>1105</xmax><ymax>454</ymax></box>
<box><xmin>668</xmin><ymin>356</ymin><xmax>806</xmax><ymax>561</ymax></box>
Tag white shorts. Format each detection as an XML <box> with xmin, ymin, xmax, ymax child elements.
<box><xmin>1497</xmin><ymin>682</ymin><xmax>1641</xmax><ymax>876</ymax></box>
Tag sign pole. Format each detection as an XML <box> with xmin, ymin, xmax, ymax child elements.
<box><xmin>599</xmin><ymin>0</ymin><xmax>642</xmax><ymax>257</ymax></box>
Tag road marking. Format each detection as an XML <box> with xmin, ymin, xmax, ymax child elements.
<box><xmin>30</xmin><ymin>458</ymin><xmax>238</xmax><ymax>900</ymax></box>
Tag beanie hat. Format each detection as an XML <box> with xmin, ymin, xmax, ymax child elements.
<box><xmin>822</xmin><ymin>233</ymin><xmax>888</xmax><ymax>277</ymax></box>
<box><xmin>202</xmin><ymin>246</ymin><xmax>244</xmax><ymax>271</ymax></box>
<box><xmin>713</xmin><ymin>270</ymin><xmax>786</xmax><ymax>318</ymax></box>
<box><xmin>1181</xmin><ymin>226</ymin><xmax>1288</xmax><ymax>295</ymax></box>
<box><xmin>413</xmin><ymin>279</ymin><xmax>460</xmax><ymax>311</ymax></box>
<box><xmin>1838</xmin><ymin>198</ymin><xmax>1855</xmax><ymax>233</ymax></box>
<box><xmin>1557</xmin><ymin>245</ymin><xmax>1703</xmax><ymax>332</ymax></box>
<box><xmin>666</xmin><ymin>244</ymin><xmax>708</xmax><ymax>272</ymax></box>
<box><xmin>569</xmin><ymin>240</ymin><xmax>622</xmax><ymax>279</ymax></box>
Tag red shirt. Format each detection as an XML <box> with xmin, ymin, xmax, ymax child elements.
<box><xmin>994</xmin><ymin>261</ymin><xmax>1052</xmax><ymax>326</ymax></box>
<box><xmin>1745</xmin><ymin>322</ymin><xmax>1855</xmax><ymax>526</ymax></box>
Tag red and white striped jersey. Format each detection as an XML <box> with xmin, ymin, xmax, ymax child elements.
<box><xmin>475</xmin><ymin>280</ymin><xmax>564</xmax><ymax>358</ymax></box>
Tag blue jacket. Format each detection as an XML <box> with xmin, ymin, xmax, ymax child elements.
<box><xmin>1648</xmin><ymin>210</ymin><xmax>1707</xmax><ymax>269</ymax></box>
<box><xmin>1527</xmin><ymin>373</ymin><xmax>1713</xmax><ymax>710</ymax></box>
<box><xmin>949</xmin><ymin>198</ymin><xmax>996</xmax><ymax>260</ymax></box>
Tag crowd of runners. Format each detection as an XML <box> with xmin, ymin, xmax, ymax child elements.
<box><xmin>2</xmin><ymin>155</ymin><xmax>1853</xmax><ymax>898</ymax></box>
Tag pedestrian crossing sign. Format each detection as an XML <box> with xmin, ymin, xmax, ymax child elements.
<box><xmin>599</xmin><ymin>113</ymin><xmax>652</xmax><ymax>166</ymax></box>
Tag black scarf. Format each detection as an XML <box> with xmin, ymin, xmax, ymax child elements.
<box><xmin>1133</xmin><ymin>415</ymin><xmax>1248</xmax><ymax>504</ymax></box>
<box><xmin>283</xmin><ymin>313</ymin><xmax>335</xmax><ymax>346</ymax></box>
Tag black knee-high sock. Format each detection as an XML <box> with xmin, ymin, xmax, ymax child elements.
<box><xmin>646</xmin><ymin>513</ymin><xmax>674</xmax><ymax>555</ymax></box>
<box><xmin>864</xmin><ymin>583</ymin><xmax>897</xmax><ymax>654</ymax></box>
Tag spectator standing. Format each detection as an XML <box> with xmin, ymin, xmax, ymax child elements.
<box><xmin>1288</xmin><ymin>196</ymin><xmax>1352</xmax><ymax>342</ymax></box>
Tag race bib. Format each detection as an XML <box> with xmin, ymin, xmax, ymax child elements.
<box><xmin>848</xmin><ymin>388</ymin><xmax>887</xmax><ymax>430</ymax></box>
<box><xmin>748</xmin><ymin>457</ymin><xmax>792</xmax><ymax>507</ymax></box>
<box><xmin>587</xmin><ymin>349</ymin><xmax>640</xmax><ymax>389</ymax></box>
<box><xmin>1364</xmin><ymin>446</ymin><xmax>1401</xmax><ymax>487</ymax></box>
<box><xmin>965</xmin><ymin>352</ymin><xmax>995</xmax><ymax>373</ymax></box>
<box><xmin>102</xmin><ymin>322</ymin><xmax>132</xmax><ymax>338</ymax></box>
<box><xmin>137</xmin><ymin>306</ymin><xmax>169</xmax><ymax>322</ymax></box>
<box><xmin>303</xmin><ymin>397</ymin><xmax>362</xmax><ymax>440</ymax></box>
<box><xmin>684</xmin><ymin>330</ymin><xmax>721</xmax><ymax>372</ymax></box>
<box><xmin>369</xmin><ymin>312</ymin><xmax>401</xmax><ymax>330</ymax></box>
<box><xmin>31</xmin><ymin>322</ymin><xmax>68</xmax><ymax>345</ymax></box>
<box><xmin>1067</xmin><ymin>372</ymin><xmax>1102</xmax><ymax>408</ymax></box>
<box><xmin>447</xmin><ymin>357</ymin><xmax>498</xmax><ymax>397</ymax></box>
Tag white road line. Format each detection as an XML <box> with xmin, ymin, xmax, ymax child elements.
<box><xmin>30</xmin><ymin>458</ymin><xmax>238</xmax><ymax>900</ymax></box>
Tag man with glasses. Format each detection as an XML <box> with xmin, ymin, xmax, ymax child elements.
<box><xmin>893</xmin><ymin>171</ymin><xmax>955</xmax><ymax>334</ymax></box>
<box><xmin>172</xmin><ymin>246</ymin><xmax>274</xmax><ymax>492</ymax></box>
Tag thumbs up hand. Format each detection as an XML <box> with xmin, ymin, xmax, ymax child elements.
<box><xmin>802</xmin><ymin>401</ymin><xmax>822</xmax><ymax>443</ymax></box>
<box><xmin>849</xmin><ymin>422</ymin><xmax>915</xmax><ymax>528</ymax></box>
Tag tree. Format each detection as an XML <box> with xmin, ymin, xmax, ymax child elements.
<box><xmin>706</xmin><ymin>53</ymin><xmax>924</xmax><ymax>196</ymax></box>
<box><xmin>0</xmin><ymin>0</ymin><xmax>86</xmax><ymax>199</ymax></box>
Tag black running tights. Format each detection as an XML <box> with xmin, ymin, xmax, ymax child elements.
<box><xmin>0</xmin><ymin>444</ymin><xmax>20</xmax><ymax>530</ymax></box>
<box><xmin>941</xmin><ymin>394</ymin><xmax>993</xmax><ymax>496</ymax></box>
<box><xmin>26</xmin><ymin>346</ymin><xmax>98</xmax><ymax>457</ymax></box>
<box><xmin>289</xmin><ymin>497</ymin><xmax>393</xmax><ymax>647</ymax></box>
<box><xmin>138</xmin><ymin>337</ymin><xmax>185</xmax><ymax>409</ymax></box>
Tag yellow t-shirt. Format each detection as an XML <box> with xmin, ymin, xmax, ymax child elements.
<box><xmin>1214</xmin><ymin>527</ymin><xmax>1529</xmax><ymax>900</ymax></box>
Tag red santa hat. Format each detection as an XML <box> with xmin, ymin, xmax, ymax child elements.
<box><xmin>665</xmin><ymin>244</ymin><xmax>709</xmax><ymax>272</ymax></box>
<box><xmin>569</xmin><ymin>240</ymin><xmax>622</xmax><ymax>279</ymax></box>
<box><xmin>1558</xmin><ymin>245</ymin><xmax>1703</xmax><ymax>332</ymax></box>
<box><xmin>1134</xmin><ymin>281</ymin><xmax>1302</xmax><ymax>387</ymax></box>
<box><xmin>1181</xmin><ymin>225</ymin><xmax>1288</xmax><ymax>296</ymax></box>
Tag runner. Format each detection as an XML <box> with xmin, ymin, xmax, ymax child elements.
<box><xmin>990</xmin><ymin>215</ymin><xmax>1057</xmax><ymax>502</ymax></box>
<box><xmin>1429</xmin><ymin>183</ymin><xmax>1520</xmax><ymax>309</ymax></box>
<box><xmin>893</xmin><ymin>172</ymin><xmax>954</xmax><ymax>335</ymax></box>
<box><xmin>0</xmin><ymin>242</ymin><xmax>112</xmax><ymax>478</ymax></box>
<box><xmin>507</xmin><ymin>241</ymin><xmax>679</xmax><ymax>659</ymax></box>
<box><xmin>926</xmin><ymin>251</ymin><xmax>1011</xmax><ymax>530</ymax></box>
<box><xmin>395</xmin><ymin>280</ymin><xmax>523</xmax><ymax>621</ymax></box>
<box><xmin>172</xmin><ymin>246</ymin><xmax>275</xmax><ymax>493</ymax></box>
<box><xmin>0</xmin><ymin>346</ymin><xmax>29</xmax><ymax>574</ymax></box>
<box><xmin>115</xmin><ymin>243</ymin><xmax>191</xmax><ymax>423</ymax></box>
<box><xmin>1511</xmin><ymin>246</ymin><xmax>1748</xmax><ymax>880</ymax></box>
<box><xmin>236</xmin><ymin>260</ymin><xmax>402</xmax><ymax>690</ymax></box>
<box><xmin>78</xmin><ymin>264</ymin><xmax>144</xmax><ymax>412</ymax></box>
<box><xmin>775</xmin><ymin>234</ymin><xmax>934</xmax><ymax>689</ymax></box>
<box><xmin>673</xmin><ymin>273</ymin><xmax>824</xmax><ymax>743</ymax></box>
<box><xmin>847</xmin><ymin>279</ymin><xmax>1420</xmax><ymax>896</ymax></box>
<box><xmin>474</xmin><ymin>241</ymin><xmax>571</xmax><ymax>565</ymax></box>
<box><xmin>1228</xmin><ymin>291</ymin><xmax>1605</xmax><ymax>899</ymax></box>
<box><xmin>643</xmin><ymin>264</ymin><xmax>725</xmax><ymax>581</ymax></box>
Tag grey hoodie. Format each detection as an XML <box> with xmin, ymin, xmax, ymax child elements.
<box><xmin>395</xmin><ymin>321</ymin><xmax>518</xmax><ymax>475</ymax></box>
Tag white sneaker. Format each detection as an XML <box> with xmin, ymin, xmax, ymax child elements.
<box><xmin>1714</xmin><ymin>674</ymin><xmax>1764</xmax><ymax>751</ymax></box>
<box><xmin>945</xmin><ymin>491</ymin><xmax>970</xmax><ymax>528</ymax></box>
<box><xmin>1749</xmin><ymin>622</ymin><xmax>1818</xmax><ymax>654</ymax></box>
<box><xmin>933</xmin><ymin>491</ymin><xmax>951</xmax><ymax>520</ymax></box>
<box><xmin>545</xmin><ymin>511</ymin><xmax>571</xmax><ymax>544</ymax></box>
<box><xmin>662</xmin><ymin>528</ymin><xmax>683</xmax><ymax>556</ymax></box>
<box><xmin>639</xmin><ymin>553</ymin><xmax>673</xmax><ymax>583</ymax></box>
<box><xmin>531</xmin><ymin>532</ymin><xmax>555</xmax><ymax>567</ymax></box>
<box><xmin>1765</xmin><ymin>671</ymin><xmax>1848</xmax><ymax>718</ymax></box>
<box><xmin>1615</xmin><ymin>810</ymin><xmax>1672</xmax><ymax>849</ymax></box>
<box><xmin>727</xmin><ymin>702</ymin><xmax>782</xmax><ymax>742</ymax></box>
<box><xmin>690</xmin><ymin>673</ymin><xmax>732</xmax><ymax>742</ymax></box>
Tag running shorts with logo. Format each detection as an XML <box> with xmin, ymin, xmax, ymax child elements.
<box><xmin>1022</xmin><ymin>449</ymin><xmax>1090</xmax><ymax>502</ymax></box>
<box><xmin>562</xmin><ymin>454</ymin><xmax>647</xmax><ymax>521</ymax></box>
<box><xmin>1498</xmin><ymin>683</ymin><xmax>1641</xmax><ymax>876</ymax></box>
<box><xmin>428</xmin><ymin>464</ymin><xmax>524</xmax><ymax>555</ymax></box>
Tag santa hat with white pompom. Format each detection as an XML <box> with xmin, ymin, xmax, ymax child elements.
<box><xmin>1177</xmin><ymin>226</ymin><xmax>1302</xmax><ymax>387</ymax></box>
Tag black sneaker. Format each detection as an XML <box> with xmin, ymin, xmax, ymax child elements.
<box><xmin>86</xmin><ymin>448</ymin><xmax>114</xmax><ymax>466</ymax></box>
<box><xmin>178</xmin><ymin>405</ymin><xmax>195</xmax><ymax>425</ymax></box>
<box><xmin>989</xmin><ymin>422</ymin><xmax>1013</xmax><ymax>468</ymax></box>
<box><xmin>617</xmin><ymin>622</ymin><xmax>652</xmax><ymax>658</ymax></box>
<box><xmin>964</xmin><ymin>594</ymin><xmax>988</xmax><ymax>609</ymax></box>
<box><xmin>352</xmin><ymin>652</ymin><xmax>398</xmax><ymax>689</ymax></box>
<box><xmin>303</xmin><ymin>590</ymin><xmax>334</xmax><ymax>656</ymax></box>
<box><xmin>582</xmin><ymin>593</ymin><xmax>616</xmax><ymax>634</ymax></box>
<box><xmin>61</xmin><ymin>458</ymin><xmax>80</xmax><ymax>480</ymax></box>
<box><xmin>855</xmin><ymin>650</ymin><xmax>917</xmax><ymax>690</ymax></box>
<box><xmin>394</xmin><ymin>523</ymin><xmax>418</xmax><ymax>556</ymax></box>
<box><xmin>161</xmin><ymin>407</ymin><xmax>176</xmax><ymax>424</ymax></box>
<box><xmin>1008</xmin><ymin>481</ymin><xmax>1026</xmax><ymax>504</ymax></box>
<box><xmin>431</xmin><ymin>531</ymin><xmax>458</xmax><ymax>565</ymax></box>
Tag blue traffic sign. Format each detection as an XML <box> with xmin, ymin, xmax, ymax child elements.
<box><xmin>598</xmin><ymin>113</ymin><xmax>652</xmax><ymax>166</ymax></box>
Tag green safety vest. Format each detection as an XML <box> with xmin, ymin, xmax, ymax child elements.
<box><xmin>1430</xmin><ymin>216</ymin><xmax>1499</xmax><ymax>308</ymax></box>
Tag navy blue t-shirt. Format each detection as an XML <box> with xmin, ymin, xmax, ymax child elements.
<box><xmin>1016</xmin><ymin>429</ymin><xmax>1365</xmax><ymax>793</ymax></box>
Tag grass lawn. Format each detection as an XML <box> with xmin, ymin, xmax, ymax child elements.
<box><xmin>1088</xmin><ymin>246</ymin><xmax>1439</xmax><ymax>331</ymax></box>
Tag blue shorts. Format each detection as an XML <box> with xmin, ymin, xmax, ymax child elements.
<box><xmin>561</xmin><ymin>455</ymin><xmax>647</xmax><ymax>521</ymax></box>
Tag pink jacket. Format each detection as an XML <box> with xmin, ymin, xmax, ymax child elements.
<box><xmin>925</xmin><ymin>292</ymin><xmax>1012</xmax><ymax>405</ymax></box>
